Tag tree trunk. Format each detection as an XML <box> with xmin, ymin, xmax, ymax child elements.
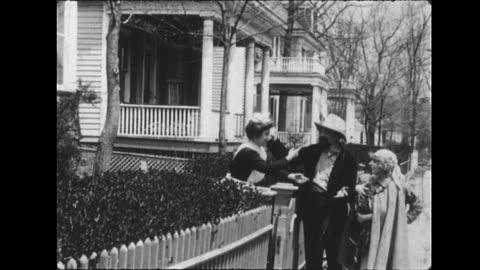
<box><xmin>364</xmin><ymin>109</ymin><xmax>375</xmax><ymax>148</ymax></box>
<box><xmin>377</xmin><ymin>98</ymin><xmax>384</xmax><ymax>146</ymax></box>
<box><xmin>410</xmin><ymin>100</ymin><xmax>417</xmax><ymax>152</ymax></box>
<box><xmin>218</xmin><ymin>26</ymin><xmax>232</xmax><ymax>154</ymax></box>
<box><xmin>367</xmin><ymin>122</ymin><xmax>376</xmax><ymax>148</ymax></box>
<box><xmin>93</xmin><ymin>1</ymin><xmax>122</xmax><ymax>177</ymax></box>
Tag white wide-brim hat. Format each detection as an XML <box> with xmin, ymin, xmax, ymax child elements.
<box><xmin>314</xmin><ymin>113</ymin><xmax>346</xmax><ymax>139</ymax></box>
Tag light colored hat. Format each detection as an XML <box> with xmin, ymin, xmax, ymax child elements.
<box><xmin>314</xmin><ymin>113</ymin><xmax>346</xmax><ymax>139</ymax></box>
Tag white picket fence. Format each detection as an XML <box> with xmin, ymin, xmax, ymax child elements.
<box><xmin>118</xmin><ymin>104</ymin><xmax>200</xmax><ymax>138</ymax></box>
<box><xmin>57</xmin><ymin>205</ymin><xmax>273</xmax><ymax>269</ymax></box>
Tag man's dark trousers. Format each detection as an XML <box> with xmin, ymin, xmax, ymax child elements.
<box><xmin>302</xmin><ymin>197</ymin><xmax>348</xmax><ymax>270</ymax></box>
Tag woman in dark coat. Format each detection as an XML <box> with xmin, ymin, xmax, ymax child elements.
<box><xmin>228</xmin><ymin>113</ymin><xmax>307</xmax><ymax>186</ymax></box>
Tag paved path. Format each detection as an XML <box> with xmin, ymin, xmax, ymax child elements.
<box><xmin>408</xmin><ymin>169</ymin><xmax>431</xmax><ymax>269</ymax></box>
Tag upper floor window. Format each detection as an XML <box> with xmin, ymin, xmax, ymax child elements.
<box><xmin>57</xmin><ymin>1</ymin><xmax>77</xmax><ymax>91</ymax></box>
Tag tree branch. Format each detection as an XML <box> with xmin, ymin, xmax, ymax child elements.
<box><xmin>230</xmin><ymin>0</ymin><xmax>250</xmax><ymax>44</ymax></box>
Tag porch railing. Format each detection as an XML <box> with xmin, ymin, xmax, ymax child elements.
<box><xmin>277</xmin><ymin>132</ymin><xmax>312</xmax><ymax>148</ymax></box>
<box><xmin>271</xmin><ymin>57</ymin><xmax>325</xmax><ymax>74</ymax></box>
<box><xmin>234</xmin><ymin>114</ymin><xmax>245</xmax><ymax>137</ymax></box>
<box><xmin>118</xmin><ymin>104</ymin><xmax>200</xmax><ymax>138</ymax></box>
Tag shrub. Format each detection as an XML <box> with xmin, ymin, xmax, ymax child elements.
<box><xmin>185</xmin><ymin>152</ymin><xmax>233</xmax><ymax>179</ymax></box>
<box><xmin>56</xmin><ymin>170</ymin><xmax>268</xmax><ymax>263</ymax></box>
<box><xmin>57</xmin><ymin>80</ymin><xmax>98</xmax><ymax>178</ymax></box>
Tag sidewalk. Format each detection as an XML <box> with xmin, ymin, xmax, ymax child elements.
<box><xmin>408</xmin><ymin>169</ymin><xmax>431</xmax><ymax>269</ymax></box>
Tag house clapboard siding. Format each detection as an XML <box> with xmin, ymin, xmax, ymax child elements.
<box><xmin>212</xmin><ymin>47</ymin><xmax>246</xmax><ymax>114</ymax></box>
<box><xmin>77</xmin><ymin>1</ymin><xmax>104</xmax><ymax>137</ymax></box>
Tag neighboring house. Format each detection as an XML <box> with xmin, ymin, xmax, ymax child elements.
<box><xmin>254</xmin><ymin>1</ymin><xmax>329</xmax><ymax>145</ymax></box>
<box><xmin>56</xmin><ymin>1</ymin><xmax>329</xmax><ymax>153</ymax></box>
<box><xmin>327</xmin><ymin>88</ymin><xmax>357</xmax><ymax>143</ymax></box>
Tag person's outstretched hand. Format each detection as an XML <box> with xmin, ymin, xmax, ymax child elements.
<box><xmin>288</xmin><ymin>173</ymin><xmax>309</xmax><ymax>185</ymax></box>
<box><xmin>334</xmin><ymin>186</ymin><xmax>349</xmax><ymax>198</ymax></box>
<box><xmin>356</xmin><ymin>184</ymin><xmax>369</xmax><ymax>199</ymax></box>
<box><xmin>286</xmin><ymin>147</ymin><xmax>300</xmax><ymax>161</ymax></box>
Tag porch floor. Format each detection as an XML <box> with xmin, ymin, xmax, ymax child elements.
<box><xmin>81</xmin><ymin>136</ymin><xmax>245</xmax><ymax>154</ymax></box>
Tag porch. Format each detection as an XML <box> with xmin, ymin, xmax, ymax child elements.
<box><xmin>270</xmin><ymin>57</ymin><xmax>325</xmax><ymax>74</ymax></box>
<box><xmin>112</xmin><ymin>10</ymin><xmax>273</xmax><ymax>147</ymax></box>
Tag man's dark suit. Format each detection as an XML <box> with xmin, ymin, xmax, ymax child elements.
<box><xmin>267</xmin><ymin>138</ymin><xmax>357</xmax><ymax>270</ymax></box>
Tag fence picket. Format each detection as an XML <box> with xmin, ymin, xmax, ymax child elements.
<box><xmin>99</xmin><ymin>250</ymin><xmax>108</xmax><ymax>269</ymax></box>
<box><xmin>144</xmin><ymin>238</ymin><xmax>151</xmax><ymax>269</ymax></box>
<box><xmin>190</xmin><ymin>227</ymin><xmax>197</xmax><ymax>258</ymax></box>
<box><xmin>172</xmin><ymin>231</ymin><xmax>180</xmax><ymax>265</ymax></box>
<box><xmin>225</xmin><ymin>217</ymin><xmax>231</xmax><ymax>245</ymax></box>
<box><xmin>67</xmin><ymin>258</ymin><xmax>77</xmax><ymax>269</ymax></box>
<box><xmin>134</xmin><ymin>240</ymin><xmax>144</xmax><ymax>269</ymax></box>
<box><xmin>165</xmin><ymin>233</ymin><xmax>172</xmax><ymax>267</ymax></box>
<box><xmin>110</xmin><ymin>247</ymin><xmax>118</xmax><ymax>269</ymax></box>
<box><xmin>79</xmin><ymin>255</ymin><xmax>88</xmax><ymax>269</ymax></box>
<box><xmin>212</xmin><ymin>223</ymin><xmax>220</xmax><ymax>250</ymax></box>
<box><xmin>179</xmin><ymin>229</ymin><xmax>186</xmax><ymax>263</ymax></box>
<box><xmin>185</xmin><ymin>228</ymin><xmax>192</xmax><ymax>260</ymax></box>
<box><xmin>118</xmin><ymin>245</ymin><xmax>128</xmax><ymax>269</ymax></box>
<box><xmin>157</xmin><ymin>235</ymin><xmax>166</xmax><ymax>269</ymax></box>
<box><xmin>205</xmin><ymin>223</ymin><xmax>212</xmax><ymax>253</ymax></box>
<box><xmin>198</xmin><ymin>224</ymin><xmax>206</xmax><ymax>255</ymax></box>
<box><xmin>218</xmin><ymin>219</ymin><xmax>225</xmax><ymax>249</ymax></box>
<box><xmin>127</xmin><ymin>242</ymin><xmax>136</xmax><ymax>269</ymax></box>
<box><xmin>151</xmin><ymin>236</ymin><xmax>159</xmax><ymax>269</ymax></box>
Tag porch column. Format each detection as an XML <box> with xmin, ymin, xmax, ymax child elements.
<box><xmin>311</xmin><ymin>85</ymin><xmax>325</xmax><ymax>142</ymax></box>
<box><xmin>261</xmin><ymin>47</ymin><xmax>271</xmax><ymax>114</ymax></box>
<box><xmin>345</xmin><ymin>95</ymin><xmax>355</xmax><ymax>143</ymax></box>
<box><xmin>244</xmin><ymin>39</ymin><xmax>255</xmax><ymax>125</ymax></box>
<box><xmin>200</xmin><ymin>17</ymin><xmax>214</xmax><ymax>139</ymax></box>
<box><xmin>148</xmin><ymin>39</ymin><xmax>158</xmax><ymax>104</ymax></box>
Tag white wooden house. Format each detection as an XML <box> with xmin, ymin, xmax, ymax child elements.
<box><xmin>57</xmin><ymin>1</ymin><xmax>330</xmax><ymax>153</ymax></box>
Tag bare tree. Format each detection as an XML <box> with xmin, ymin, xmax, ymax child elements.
<box><xmin>215</xmin><ymin>0</ymin><xmax>249</xmax><ymax>154</ymax></box>
<box><xmin>353</xmin><ymin>3</ymin><xmax>406</xmax><ymax>147</ymax></box>
<box><xmin>399</xmin><ymin>1</ymin><xmax>431</xmax><ymax>152</ymax></box>
<box><xmin>323</xmin><ymin>8</ymin><xmax>364</xmax><ymax>90</ymax></box>
<box><xmin>92</xmin><ymin>1</ymin><xmax>123</xmax><ymax>176</ymax></box>
<box><xmin>93</xmin><ymin>1</ymin><xmax>134</xmax><ymax>176</ymax></box>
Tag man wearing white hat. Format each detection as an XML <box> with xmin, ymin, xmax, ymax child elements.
<box><xmin>289</xmin><ymin>114</ymin><xmax>358</xmax><ymax>270</ymax></box>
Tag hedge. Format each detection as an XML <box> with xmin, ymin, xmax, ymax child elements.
<box><xmin>56</xmin><ymin>170</ymin><xmax>268</xmax><ymax>264</ymax></box>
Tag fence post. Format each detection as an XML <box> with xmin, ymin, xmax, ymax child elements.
<box><xmin>269</xmin><ymin>183</ymin><xmax>298</xmax><ymax>270</ymax></box>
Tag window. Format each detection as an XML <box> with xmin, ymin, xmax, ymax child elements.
<box><xmin>57</xmin><ymin>1</ymin><xmax>77</xmax><ymax>91</ymax></box>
